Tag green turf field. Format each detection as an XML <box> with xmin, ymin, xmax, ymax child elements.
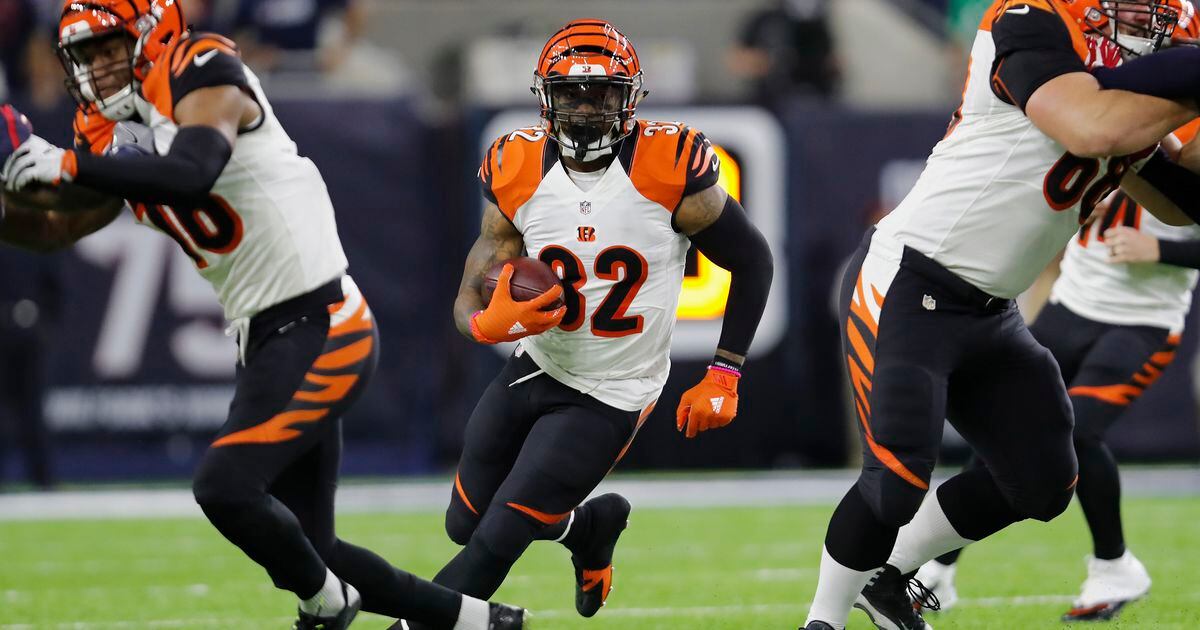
<box><xmin>2</xmin><ymin>497</ymin><xmax>1199</xmax><ymax>629</ymax></box>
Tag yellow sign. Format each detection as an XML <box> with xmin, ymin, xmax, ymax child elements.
<box><xmin>677</xmin><ymin>145</ymin><xmax>739</xmax><ymax>320</ymax></box>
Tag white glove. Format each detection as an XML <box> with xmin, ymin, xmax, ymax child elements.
<box><xmin>110</xmin><ymin>121</ymin><xmax>156</xmax><ymax>156</ymax></box>
<box><xmin>2</xmin><ymin>135</ymin><xmax>70</xmax><ymax>192</ymax></box>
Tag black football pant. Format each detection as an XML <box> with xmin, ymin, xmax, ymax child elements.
<box><xmin>937</xmin><ymin>301</ymin><xmax>1177</xmax><ymax>565</ymax></box>
<box><xmin>433</xmin><ymin>351</ymin><xmax>642</xmax><ymax>599</ymax></box>
<box><xmin>191</xmin><ymin>278</ymin><xmax>463</xmax><ymax>627</ymax></box>
<box><xmin>827</xmin><ymin>229</ymin><xmax>1078</xmax><ymax>572</ymax></box>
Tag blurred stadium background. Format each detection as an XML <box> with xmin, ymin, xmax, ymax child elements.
<box><xmin>1</xmin><ymin>1</ymin><xmax>1199</xmax><ymax>628</ymax></box>
<box><xmin>1</xmin><ymin>0</ymin><xmax>1196</xmax><ymax>484</ymax></box>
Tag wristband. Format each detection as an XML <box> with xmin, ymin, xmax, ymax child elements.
<box><xmin>710</xmin><ymin>356</ymin><xmax>742</xmax><ymax>377</ymax></box>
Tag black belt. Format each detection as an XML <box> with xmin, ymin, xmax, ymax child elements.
<box><xmin>899</xmin><ymin>246</ymin><xmax>1014</xmax><ymax>313</ymax></box>
<box><xmin>248</xmin><ymin>277</ymin><xmax>343</xmax><ymax>343</ymax></box>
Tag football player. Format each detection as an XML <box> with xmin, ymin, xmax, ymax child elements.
<box><xmin>802</xmin><ymin>1</ymin><xmax>1200</xmax><ymax>629</ymax></box>
<box><xmin>918</xmin><ymin>184</ymin><xmax>1200</xmax><ymax>623</ymax></box>
<box><xmin>398</xmin><ymin>19</ymin><xmax>774</xmax><ymax>628</ymax></box>
<box><xmin>0</xmin><ymin>2</ymin><xmax>526</xmax><ymax>629</ymax></box>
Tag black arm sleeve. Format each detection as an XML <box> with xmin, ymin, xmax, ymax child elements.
<box><xmin>1092</xmin><ymin>46</ymin><xmax>1200</xmax><ymax>102</ymax></box>
<box><xmin>1136</xmin><ymin>149</ymin><xmax>1200</xmax><ymax>223</ymax></box>
<box><xmin>73</xmin><ymin>126</ymin><xmax>232</xmax><ymax>206</ymax></box>
<box><xmin>1157</xmin><ymin>239</ymin><xmax>1200</xmax><ymax>269</ymax></box>
<box><xmin>990</xmin><ymin>7</ymin><xmax>1087</xmax><ymax>110</ymax></box>
<box><xmin>688</xmin><ymin>195</ymin><xmax>774</xmax><ymax>361</ymax></box>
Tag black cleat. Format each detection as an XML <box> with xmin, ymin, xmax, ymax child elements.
<box><xmin>488</xmin><ymin>603</ymin><xmax>529</xmax><ymax>629</ymax></box>
<box><xmin>570</xmin><ymin>493</ymin><xmax>632</xmax><ymax>617</ymax></box>
<box><xmin>389</xmin><ymin>603</ymin><xmax>528</xmax><ymax>630</ymax></box>
<box><xmin>803</xmin><ymin>622</ymin><xmax>837</xmax><ymax>630</ymax></box>
<box><xmin>853</xmin><ymin>564</ymin><xmax>938</xmax><ymax>630</ymax></box>
<box><xmin>293</xmin><ymin>579</ymin><xmax>361</xmax><ymax>630</ymax></box>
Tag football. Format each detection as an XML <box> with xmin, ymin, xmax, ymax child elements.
<box><xmin>0</xmin><ymin>104</ymin><xmax>57</xmax><ymax>210</ymax></box>
<box><xmin>482</xmin><ymin>256</ymin><xmax>565</xmax><ymax>310</ymax></box>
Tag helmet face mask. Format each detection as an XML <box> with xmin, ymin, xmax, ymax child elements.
<box><xmin>1073</xmin><ymin>0</ymin><xmax>1180</xmax><ymax>58</ymax></box>
<box><xmin>56</xmin><ymin>0</ymin><xmax>187</xmax><ymax>120</ymax></box>
<box><xmin>533</xmin><ymin>20</ymin><xmax>647</xmax><ymax>163</ymax></box>
<box><xmin>540</xmin><ymin>75</ymin><xmax>639</xmax><ymax>161</ymax></box>
<box><xmin>61</xmin><ymin>32</ymin><xmax>138</xmax><ymax>119</ymax></box>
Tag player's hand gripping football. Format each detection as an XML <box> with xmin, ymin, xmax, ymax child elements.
<box><xmin>470</xmin><ymin>263</ymin><xmax>566</xmax><ymax>344</ymax></box>
<box><xmin>2</xmin><ymin>134</ymin><xmax>75</xmax><ymax>192</ymax></box>
<box><xmin>675</xmin><ymin>363</ymin><xmax>740</xmax><ymax>438</ymax></box>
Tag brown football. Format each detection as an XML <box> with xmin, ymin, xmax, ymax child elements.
<box><xmin>482</xmin><ymin>256</ymin><xmax>565</xmax><ymax>310</ymax></box>
<box><xmin>2</xmin><ymin>184</ymin><xmax>60</xmax><ymax>212</ymax></box>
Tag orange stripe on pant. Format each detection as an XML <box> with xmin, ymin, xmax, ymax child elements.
<box><xmin>213</xmin><ymin>297</ymin><xmax>375</xmax><ymax>448</ymax></box>
<box><xmin>213</xmin><ymin>408</ymin><xmax>329</xmax><ymax>446</ymax></box>
<box><xmin>1068</xmin><ymin>384</ymin><xmax>1143</xmax><ymax>406</ymax></box>
<box><xmin>506</xmin><ymin>501</ymin><xmax>570</xmax><ymax>525</ymax></box>
<box><xmin>455</xmin><ymin>471</ymin><xmax>479</xmax><ymax>516</ymax></box>
<box><xmin>1070</xmin><ymin>335</ymin><xmax>1180</xmax><ymax>407</ymax></box>
<box><xmin>313</xmin><ymin>336</ymin><xmax>374</xmax><ymax>370</ymax></box>
<box><xmin>612</xmin><ymin>400</ymin><xmax>656</xmax><ymax>468</ymax></box>
<box><xmin>293</xmin><ymin>373</ymin><xmax>359</xmax><ymax>403</ymax></box>
<box><xmin>845</xmin><ymin>270</ymin><xmax>929</xmax><ymax>491</ymax></box>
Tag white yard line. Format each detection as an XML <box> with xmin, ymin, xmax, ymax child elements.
<box><xmin>0</xmin><ymin>594</ymin><xmax>1137</xmax><ymax>628</ymax></box>
<box><xmin>2</xmin><ymin>468</ymin><xmax>1197</xmax><ymax>521</ymax></box>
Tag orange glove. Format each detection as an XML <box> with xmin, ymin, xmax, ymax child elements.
<box><xmin>470</xmin><ymin>263</ymin><xmax>566</xmax><ymax>344</ymax></box>
<box><xmin>675</xmin><ymin>363</ymin><xmax>740</xmax><ymax>438</ymax></box>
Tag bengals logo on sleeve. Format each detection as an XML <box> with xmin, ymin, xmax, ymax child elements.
<box><xmin>618</xmin><ymin>120</ymin><xmax>721</xmax><ymax>212</ymax></box>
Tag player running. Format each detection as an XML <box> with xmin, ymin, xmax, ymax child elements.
<box><xmin>917</xmin><ymin>186</ymin><xmax>1200</xmax><ymax>622</ymax></box>
<box><xmin>398</xmin><ymin>19</ymin><xmax>774</xmax><ymax>628</ymax></box>
<box><xmin>802</xmin><ymin>1</ymin><xmax>1200</xmax><ymax>629</ymax></box>
<box><xmin>0</xmin><ymin>1</ymin><xmax>526</xmax><ymax>628</ymax></box>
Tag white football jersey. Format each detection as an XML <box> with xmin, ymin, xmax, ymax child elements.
<box><xmin>875</xmin><ymin>0</ymin><xmax>1153</xmax><ymax>299</ymax></box>
<box><xmin>1053</xmin><ymin>195</ymin><xmax>1200</xmax><ymax>331</ymax></box>
<box><xmin>73</xmin><ymin>33</ymin><xmax>347</xmax><ymax>321</ymax></box>
<box><xmin>480</xmin><ymin>120</ymin><xmax>721</xmax><ymax>411</ymax></box>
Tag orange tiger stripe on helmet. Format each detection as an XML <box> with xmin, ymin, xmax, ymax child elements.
<box><xmin>536</xmin><ymin>19</ymin><xmax>641</xmax><ymax>79</ymax></box>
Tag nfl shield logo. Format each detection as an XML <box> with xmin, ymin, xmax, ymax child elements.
<box><xmin>579</xmin><ymin>201</ymin><xmax>592</xmax><ymax>215</ymax></box>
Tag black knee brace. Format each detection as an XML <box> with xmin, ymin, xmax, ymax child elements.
<box><xmin>1012</xmin><ymin>481</ymin><xmax>1076</xmax><ymax>523</ymax></box>
<box><xmin>192</xmin><ymin>447</ymin><xmax>264</xmax><ymax>507</ymax></box>
<box><xmin>445</xmin><ymin>501</ymin><xmax>480</xmax><ymax>547</ymax></box>
<box><xmin>858</xmin><ymin>465</ymin><xmax>929</xmax><ymax>528</ymax></box>
<box><xmin>475</xmin><ymin>505</ymin><xmax>543</xmax><ymax>561</ymax></box>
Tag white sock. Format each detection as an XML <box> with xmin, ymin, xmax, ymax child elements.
<box><xmin>452</xmin><ymin>595</ymin><xmax>491</xmax><ymax>630</ymax></box>
<box><xmin>888</xmin><ymin>489</ymin><xmax>973</xmax><ymax>574</ymax></box>
<box><xmin>805</xmin><ymin>546</ymin><xmax>876</xmax><ymax>629</ymax></box>
<box><xmin>299</xmin><ymin>568</ymin><xmax>345</xmax><ymax>615</ymax></box>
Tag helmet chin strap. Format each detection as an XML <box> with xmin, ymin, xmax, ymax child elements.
<box><xmin>1117</xmin><ymin>33</ymin><xmax>1160</xmax><ymax>58</ymax></box>
<box><xmin>75</xmin><ymin>64</ymin><xmax>138</xmax><ymax>121</ymax></box>
<box><xmin>557</xmin><ymin>129</ymin><xmax>617</xmax><ymax>163</ymax></box>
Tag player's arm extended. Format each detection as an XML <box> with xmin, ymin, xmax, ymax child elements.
<box><xmin>671</xmin><ymin>184</ymin><xmax>773</xmax><ymax>438</ymax></box>
<box><xmin>452</xmin><ymin>200</ymin><xmax>525</xmax><ymax>340</ymax></box>
<box><xmin>67</xmin><ymin>86</ymin><xmax>254</xmax><ymax>205</ymax></box>
<box><xmin>1120</xmin><ymin>165</ymin><xmax>1196</xmax><ymax>226</ymax></box>
<box><xmin>4</xmin><ymin>86</ymin><xmax>256</xmax><ymax>206</ymax></box>
<box><xmin>0</xmin><ymin>195</ymin><xmax>123</xmax><ymax>252</ymax></box>
<box><xmin>1026</xmin><ymin>73</ymin><xmax>1195</xmax><ymax>158</ymax></box>
<box><xmin>675</xmin><ymin>184</ymin><xmax>774</xmax><ymax>367</ymax></box>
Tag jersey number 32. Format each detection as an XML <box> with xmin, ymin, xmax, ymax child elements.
<box><xmin>539</xmin><ymin>245</ymin><xmax>648</xmax><ymax>338</ymax></box>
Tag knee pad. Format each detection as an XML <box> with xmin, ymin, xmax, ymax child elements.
<box><xmin>471</xmin><ymin>504</ymin><xmax>543</xmax><ymax>562</ymax></box>
<box><xmin>1018</xmin><ymin>483</ymin><xmax>1075</xmax><ymax>523</ymax></box>
<box><xmin>445</xmin><ymin>502</ymin><xmax>480</xmax><ymax>546</ymax></box>
<box><xmin>1002</xmin><ymin>470</ymin><xmax>1077</xmax><ymax>523</ymax></box>
<box><xmin>858</xmin><ymin>466</ymin><xmax>929</xmax><ymax>528</ymax></box>
<box><xmin>192</xmin><ymin>447</ymin><xmax>263</xmax><ymax>507</ymax></box>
